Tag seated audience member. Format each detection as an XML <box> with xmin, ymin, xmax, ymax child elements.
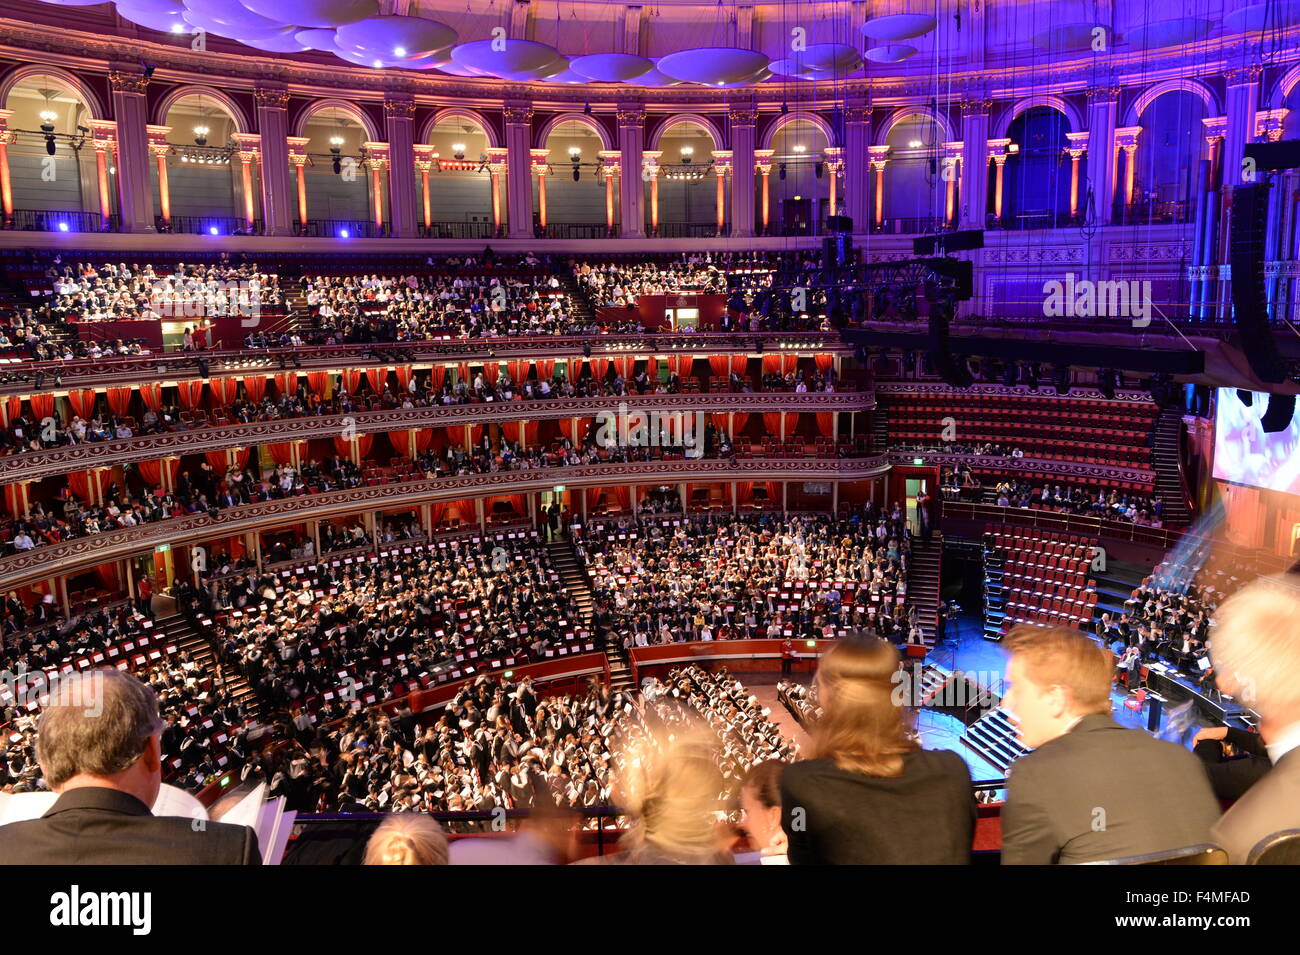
<box><xmin>0</xmin><ymin>669</ymin><xmax>261</xmax><ymax>865</ymax></box>
<box><xmin>582</xmin><ymin>728</ymin><xmax>733</xmax><ymax>865</ymax></box>
<box><xmin>736</xmin><ymin>759</ymin><xmax>789</xmax><ymax>865</ymax></box>
<box><xmin>1208</xmin><ymin>575</ymin><xmax>1300</xmax><ymax>863</ymax></box>
<box><xmin>363</xmin><ymin>814</ymin><xmax>449</xmax><ymax>866</ymax></box>
<box><xmin>1192</xmin><ymin>726</ymin><xmax>1270</xmax><ymax>803</ymax></box>
<box><xmin>779</xmin><ymin>639</ymin><xmax>976</xmax><ymax>864</ymax></box>
<box><xmin>1000</xmin><ymin>626</ymin><xmax>1220</xmax><ymax>864</ymax></box>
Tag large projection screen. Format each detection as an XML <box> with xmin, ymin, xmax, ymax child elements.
<box><xmin>1213</xmin><ymin>387</ymin><xmax>1300</xmax><ymax>492</ymax></box>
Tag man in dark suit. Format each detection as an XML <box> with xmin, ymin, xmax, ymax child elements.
<box><xmin>0</xmin><ymin>669</ymin><xmax>261</xmax><ymax>865</ymax></box>
<box><xmin>1000</xmin><ymin>626</ymin><xmax>1220</xmax><ymax>865</ymax></box>
<box><xmin>1208</xmin><ymin>575</ymin><xmax>1300</xmax><ymax>863</ymax></box>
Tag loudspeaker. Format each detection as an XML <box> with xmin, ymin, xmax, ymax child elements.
<box><xmin>822</xmin><ymin>233</ymin><xmax>853</xmax><ymax>269</ymax></box>
<box><xmin>928</xmin><ymin>298</ymin><xmax>973</xmax><ymax>388</ymax></box>
<box><xmin>914</xmin><ymin>229</ymin><xmax>985</xmax><ymax>255</ymax></box>
<box><xmin>826</xmin><ymin>214</ymin><xmax>853</xmax><ymax>233</ymax></box>
<box><xmin>1147</xmin><ymin>695</ymin><xmax>1163</xmax><ymax>734</ymax></box>
<box><xmin>1244</xmin><ymin>140</ymin><xmax>1300</xmax><ymax>172</ymax></box>
<box><xmin>1230</xmin><ymin>183</ymin><xmax>1287</xmax><ymax>383</ymax></box>
<box><xmin>1261</xmin><ymin>393</ymin><xmax>1297</xmax><ymax>433</ymax></box>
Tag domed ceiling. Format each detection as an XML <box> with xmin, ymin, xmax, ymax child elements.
<box><xmin>21</xmin><ymin>0</ymin><xmax>1293</xmax><ymax>88</ymax></box>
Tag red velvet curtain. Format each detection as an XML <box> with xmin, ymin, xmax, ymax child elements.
<box><xmin>340</xmin><ymin>370</ymin><xmax>361</xmax><ymax>395</ymax></box>
<box><xmin>614</xmin><ymin>357</ymin><xmax>632</xmax><ymax>378</ymax></box>
<box><xmin>783</xmin><ymin>355</ymin><xmax>799</xmax><ymax>375</ymax></box>
<box><xmin>5</xmin><ymin>396</ymin><xmax>21</xmax><ymax>423</ymax></box>
<box><xmin>105</xmin><ymin>387</ymin><xmax>132</xmax><ymax>416</ymax></box>
<box><xmin>395</xmin><ymin>366</ymin><xmax>412</xmax><ymax>392</ymax></box>
<box><xmin>138</xmin><ymin>458</ymin><xmax>178</xmax><ymax>488</ymax></box>
<box><xmin>209</xmin><ymin>378</ymin><xmax>237</xmax><ymax>407</ymax></box>
<box><xmin>815</xmin><ymin>353</ymin><xmax>834</xmax><ymax>374</ymax></box>
<box><xmin>731</xmin><ymin>355</ymin><xmax>748</xmax><ymax>375</ymax></box>
<box><xmin>333</xmin><ymin>434</ymin><xmax>374</xmax><ymax>460</ymax></box>
<box><xmin>591</xmin><ymin>358</ymin><xmax>609</xmax><ymax>381</ymax></box>
<box><xmin>711</xmin><ymin>413</ymin><xmax>729</xmax><ymax>432</ymax></box>
<box><xmin>177</xmin><ymin>380</ymin><xmax>204</xmax><ymax>410</ymax></box>
<box><xmin>507</xmin><ymin>360</ymin><xmax>526</xmax><ymax>382</ymax></box>
<box><xmin>763</xmin><ymin>413</ymin><xmax>784</xmax><ymax>436</ymax></box>
<box><xmin>761</xmin><ymin>354</ymin><xmax>781</xmax><ymax>374</ymax></box>
<box><xmin>523</xmin><ymin>421</ymin><xmax>539</xmax><ymax>446</ymax></box>
<box><xmin>267</xmin><ymin>443</ymin><xmax>295</xmax><ymax>466</ymax></box>
<box><xmin>708</xmin><ymin>355</ymin><xmax>728</xmax><ymax>378</ymax></box>
<box><xmin>612</xmin><ymin>486</ymin><xmax>630</xmax><ymax>512</ymax></box>
<box><xmin>3</xmin><ymin>483</ymin><xmax>26</xmax><ymax>517</ymax></box>
<box><xmin>483</xmin><ymin>362</ymin><xmax>499</xmax><ymax>385</ymax></box>
<box><xmin>306</xmin><ymin>372</ymin><xmax>328</xmax><ymax>395</ymax></box>
<box><xmin>736</xmin><ymin>481</ymin><xmax>754</xmax><ymax>504</ymax></box>
<box><xmin>68</xmin><ymin>389</ymin><xmax>97</xmax><ymax>419</ymax></box>
<box><xmin>242</xmin><ymin>376</ymin><xmax>267</xmax><ymax>402</ymax></box>
<box><xmin>428</xmin><ymin>500</ymin><xmax>448</xmax><ymax>526</ymax></box>
<box><xmin>766</xmin><ymin>481</ymin><xmax>781</xmax><ymax>506</ymax></box>
<box><xmin>502</xmin><ymin>422</ymin><xmax>522</xmax><ymax>444</ymax></box>
<box><xmin>94</xmin><ymin>562</ymin><xmax>118</xmax><ymax>592</ymax></box>
<box><xmin>732</xmin><ymin>413</ymin><xmax>749</xmax><ymax>435</ymax></box>
<box><xmin>467</xmin><ymin>424</ymin><xmax>483</xmax><ymax>448</ymax></box>
<box><xmin>30</xmin><ymin>394</ymin><xmax>55</xmax><ymax>420</ymax></box>
<box><xmin>535</xmin><ymin>359</ymin><xmax>555</xmax><ymax>381</ymax></box>
<box><xmin>139</xmin><ymin>383</ymin><xmax>163</xmax><ymax>410</ymax></box>
<box><xmin>364</xmin><ymin>368</ymin><xmax>383</xmax><ymax>394</ymax></box>
<box><xmin>429</xmin><ymin>365</ymin><xmax>446</xmax><ymax>391</ymax></box>
<box><xmin>275</xmin><ymin>372</ymin><xmax>296</xmax><ymax>396</ymax></box>
<box><xmin>205</xmin><ymin>451</ymin><xmax>230</xmax><ymax>471</ymax></box>
<box><xmin>816</xmin><ymin>413</ymin><xmax>835</xmax><ymax>436</ymax></box>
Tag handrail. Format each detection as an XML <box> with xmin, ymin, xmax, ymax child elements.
<box><xmin>941</xmin><ymin>500</ymin><xmax>1185</xmax><ymax>549</ymax></box>
<box><xmin>0</xmin><ymin>331</ymin><xmax>850</xmax><ymax>395</ymax></box>
<box><xmin>0</xmin><ymin>389</ymin><xmax>875</xmax><ymax>484</ymax></box>
<box><xmin>0</xmin><ymin>454</ymin><xmax>892</xmax><ymax>591</ymax></box>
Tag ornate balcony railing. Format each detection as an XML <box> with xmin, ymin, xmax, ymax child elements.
<box><xmin>0</xmin><ymin>390</ymin><xmax>876</xmax><ymax>485</ymax></box>
<box><xmin>0</xmin><ymin>331</ymin><xmax>850</xmax><ymax>394</ymax></box>
<box><xmin>0</xmin><ymin>455</ymin><xmax>891</xmax><ymax>590</ymax></box>
<box><xmin>884</xmin><ymin>451</ymin><xmax>1154</xmax><ymax>486</ymax></box>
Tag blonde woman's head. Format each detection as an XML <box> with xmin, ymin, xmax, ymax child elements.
<box><xmin>363</xmin><ymin>814</ymin><xmax>449</xmax><ymax>866</ymax></box>
<box><xmin>614</xmin><ymin>726</ymin><xmax>726</xmax><ymax>862</ymax></box>
<box><xmin>812</xmin><ymin>638</ymin><xmax>917</xmax><ymax>777</ymax></box>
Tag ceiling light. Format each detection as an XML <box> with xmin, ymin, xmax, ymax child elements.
<box><xmin>792</xmin><ymin>144</ymin><xmax>806</xmax><ymax>154</ymax></box>
<box><xmin>393</xmin><ymin>46</ymin><xmax>407</xmax><ymax>57</ymax></box>
<box><xmin>908</xmin><ymin>139</ymin><xmax>922</xmax><ymax>148</ymax></box>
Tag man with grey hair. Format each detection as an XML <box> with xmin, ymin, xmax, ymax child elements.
<box><xmin>0</xmin><ymin>669</ymin><xmax>261</xmax><ymax>864</ymax></box>
<box><xmin>1209</xmin><ymin>573</ymin><xmax>1300</xmax><ymax>863</ymax></box>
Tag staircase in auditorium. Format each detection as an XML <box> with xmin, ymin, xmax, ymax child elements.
<box><xmin>282</xmin><ymin>276</ymin><xmax>310</xmax><ymax>338</ymax></box>
<box><xmin>560</xmin><ymin>272</ymin><xmax>600</xmax><ymax>328</ymax></box>
<box><xmin>908</xmin><ymin>531</ymin><xmax>943</xmax><ymax>645</ymax></box>
<box><xmin>1151</xmin><ymin>407</ymin><xmax>1192</xmax><ymax>527</ymax></box>
<box><xmin>156</xmin><ymin>612</ymin><xmax>259</xmax><ymax>718</ymax></box>
<box><xmin>545</xmin><ymin>538</ymin><xmax>636</xmax><ymax>692</ymax></box>
<box><xmin>960</xmin><ymin>706</ymin><xmax>1030</xmax><ymax>775</ymax></box>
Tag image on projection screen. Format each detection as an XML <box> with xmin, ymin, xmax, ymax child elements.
<box><xmin>1213</xmin><ymin>387</ymin><xmax>1300</xmax><ymax>492</ymax></box>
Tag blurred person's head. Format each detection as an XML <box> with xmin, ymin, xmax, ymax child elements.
<box><xmin>614</xmin><ymin>727</ymin><xmax>727</xmax><ymax>863</ymax></box>
<box><xmin>812</xmin><ymin>638</ymin><xmax>916</xmax><ymax>776</ymax></box>
<box><xmin>1002</xmin><ymin>626</ymin><xmax>1113</xmax><ymax>749</ymax></box>
<box><xmin>36</xmin><ymin>669</ymin><xmax>165</xmax><ymax>807</ymax></box>
<box><xmin>739</xmin><ymin>759</ymin><xmax>787</xmax><ymax>855</ymax></box>
<box><xmin>363</xmin><ymin>814</ymin><xmax>449</xmax><ymax>865</ymax></box>
<box><xmin>1211</xmin><ymin>574</ymin><xmax>1300</xmax><ymax>737</ymax></box>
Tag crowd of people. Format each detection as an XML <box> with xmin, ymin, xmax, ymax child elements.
<box><xmin>578</xmin><ymin>508</ymin><xmax>918</xmax><ymax>648</ymax></box>
<box><xmin>573</xmin><ymin>258</ymin><xmax>727</xmax><ymax>306</ymax></box>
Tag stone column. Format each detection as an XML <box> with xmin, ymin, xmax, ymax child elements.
<box><xmin>599</xmin><ymin>150</ymin><xmax>620</xmax><ymax>235</ymax></box>
<box><xmin>0</xmin><ymin>110</ymin><xmax>13</xmax><ymax>226</ymax></box>
<box><xmin>108</xmin><ymin>68</ymin><xmax>154</xmax><ymax>232</ymax></box>
<box><xmin>414</xmin><ymin>144</ymin><xmax>435</xmax><ymax>232</ymax></box>
<box><xmin>231</xmin><ymin>132</ymin><xmax>262</xmax><ymax>230</ymax></box>
<box><xmin>486</xmin><ymin>146</ymin><xmax>508</xmax><ymax>236</ymax></box>
<box><xmin>384</xmin><ymin>95</ymin><xmax>418</xmax><ymax>238</ymax></box>
<box><xmin>987</xmin><ymin>138</ymin><xmax>1011</xmax><ymax>222</ymax></box>
<box><xmin>1065</xmin><ymin>131</ymin><xmax>1089</xmax><ymax>218</ymax></box>
<box><xmin>616</xmin><ymin>104</ymin><xmax>646</xmax><ymax>237</ymax></box>
<box><xmin>868</xmin><ymin>145</ymin><xmax>890</xmax><ymax>228</ymax></box>
<box><xmin>531</xmin><ymin>147</ymin><xmax>550</xmax><ymax>231</ymax></box>
<box><xmin>728</xmin><ymin>104</ymin><xmax>756</xmax><ymax>237</ymax></box>
<box><xmin>712</xmin><ymin>150</ymin><xmax>732</xmax><ymax>235</ymax></box>
<box><xmin>941</xmin><ymin>141</ymin><xmax>963</xmax><ymax>225</ymax></box>
<box><xmin>1224</xmin><ymin>65</ymin><xmax>1262</xmax><ymax>190</ymax></box>
<box><xmin>147</xmin><ymin>125</ymin><xmax>172</xmax><ymax>230</ymax></box>
<box><xmin>362</xmin><ymin>142</ymin><xmax>389</xmax><ymax>235</ymax></box>
<box><xmin>87</xmin><ymin>120</ymin><xmax>118</xmax><ymax>229</ymax></box>
<box><xmin>503</xmin><ymin>103</ymin><xmax>534</xmax><ymax>238</ymax></box>
<box><xmin>254</xmin><ymin>86</ymin><xmax>294</xmax><ymax>237</ymax></box>
<box><xmin>755</xmin><ymin>148</ymin><xmax>774</xmax><ymax>234</ymax></box>
<box><xmin>1085</xmin><ymin>85</ymin><xmax>1120</xmax><ymax>224</ymax></box>
<box><xmin>844</xmin><ymin>103</ymin><xmax>871</xmax><ymax>233</ymax></box>
<box><xmin>287</xmin><ymin>137</ymin><xmax>310</xmax><ymax>233</ymax></box>
<box><xmin>643</xmin><ymin>150</ymin><xmax>661</xmax><ymax>235</ymax></box>
<box><xmin>1113</xmin><ymin>126</ymin><xmax>1142</xmax><ymax>212</ymax></box>
<box><xmin>824</xmin><ymin>146</ymin><xmax>844</xmax><ymax>218</ymax></box>
<box><xmin>960</xmin><ymin>98</ymin><xmax>992</xmax><ymax>229</ymax></box>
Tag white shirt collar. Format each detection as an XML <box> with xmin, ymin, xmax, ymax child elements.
<box><xmin>1265</xmin><ymin>721</ymin><xmax>1300</xmax><ymax>765</ymax></box>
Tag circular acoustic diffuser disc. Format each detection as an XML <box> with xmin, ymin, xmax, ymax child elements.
<box><xmin>1031</xmin><ymin>22</ymin><xmax>1109</xmax><ymax>50</ymax></box>
<box><xmin>540</xmin><ymin>68</ymin><xmax>589</xmax><ymax>85</ymax></box>
<box><xmin>334</xmin><ymin>46</ymin><xmax>401</xmax><ymax>67</ymax></box>
<box><xmin>333</xmin><ymin>15</ymin><xmax>457</xmax><ymax>60</ymax></box>
<box><xmin>864</xmin><ymin>44</ymin><xmax>917</xmax><ymax>63</ymax></box>
<box><xmin>1124</xmin><ymin>17</ymin><xmax>1213</xmax><ymax>49</ymax></box>
<box><xmin>769</xmin><ymin>58</ymin><xmax>821</xmax><ymax>78</ymax></box>
<box><xmin>656</xmin><ymin>47</ymin><xmax>769</xmax><ymax>85</ymax></box>
<box><xmin>33</xmin><ymin>0</ymin><xmax>107</xmax><ymax>5</ymax></box>
<box><xmin>115</xmin><ymin>0</ymin><xmax>190</xmax><ymax>34</ymax></box>
<box><xmin>434</xmin><ymin>61</ymin><xmax>498</xmax><ymax>77</ymax></box>
<box><xmin>628</xmin><ymin>66</ymin><xmax>683</xmax><ymax>87</ymax></box>
<box><xmin>450</xmin><ymin>38</ymin><xmax>563</xmax><ymax>78</ymax></box>
<box><xmin>1224</xmin><ymin>0</ymin><xmax>1300</xmax><ymax>34</ymax></box>
<box><xmin>184</xmin><ymin>0</ymin><xmax>285</xmax><ymax>34</ymax></box>
<box><xmin>800</xmin><ymin>42</ymin><xmax>863</xmax><ymax>73</ymax></box>
<box><xmin>717</xmin><ymin>68</ymin><xmax>773</xmax><ymax>88</ymax></box>
<box><xmin>570</xmin><ymin>53</ymin><xmax>653</xmax><ymax>83</ymax></box>
<box><xmin>239</xmin><ymin>0</ymin><xmax>378</xmax><ymax>29</ymax></box>
<box><xmin>862</xmin><ymin>13</ymin><xmax>936</xmax><ymax>41</ymax></box>
<box><xmin>238</xmin><ymin>28</ymin><xmax>312</xmax><ymax>52</ymax></box>
<box><xmin>294</xmin><ymin>26</ymin><xmax>338</xmax><ymax>50</ymax></box>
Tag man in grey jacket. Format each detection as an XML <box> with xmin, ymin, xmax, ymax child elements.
<box><xmin>1000</xmin><ymin>626</ymin><xmax>1220</xmax><ymax>864</ymax></box>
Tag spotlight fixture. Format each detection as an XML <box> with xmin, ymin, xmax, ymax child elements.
<box><xmin>680</xmin><ymin>145</ymin><xmax>694</xmax><ymax>164</ymax></box>
<box><xmin>193</xmin><ymin>124</ymin><xmax>209</xmax><ymax>146</ymax></box>
<box><xmin>40</xmin><ymin>109</ymin><xmax>56</xmax><ymax>155</ymax></box>
<box><xmin>569</xmin><ymin>146</ymin><xmax>581</xmax><ymax>163</ymax></box>
<box><xmin>452</xmin><ymin>142</ymin><xmax>466</xmax><ymax>160</ymax></box>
